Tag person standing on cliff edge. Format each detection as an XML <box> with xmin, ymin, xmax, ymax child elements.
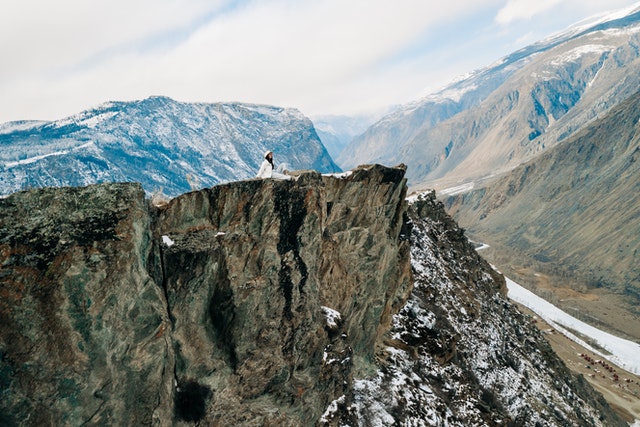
<box><xmin>256</xmin><ymin>150</ymin><xmax>291</xmax><ymax>180</ymax></box>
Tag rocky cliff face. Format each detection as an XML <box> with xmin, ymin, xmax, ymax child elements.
<box><xmin>154</xmin><ymin>165</ymin><xmax>411</xmax><ymax>426</ymax></box>
<box><xmin>0</xmin><ymin>165</ymin><xmax>623</xmax><ymax>426</ymax></box>
<box><xmin>0</xmin><ymin>165</ymin><xmax>411</xmax><ymax>426</ymax></box>
<box><xmin>0</xmin><ymin>183</ymin><xmax>171</xmax><ymax>426</ymax></box>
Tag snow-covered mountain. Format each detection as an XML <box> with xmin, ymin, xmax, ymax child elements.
<box><xmin>339</xmin><ymin>4</ymin><xmax>640</xmax><ymax>188</ymax></box>
<box><xmin>0</xmin><ymin>96</ymin><xmax>340</xmax><ymax>197</ymax></box>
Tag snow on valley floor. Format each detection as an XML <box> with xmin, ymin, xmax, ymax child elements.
<box><xmin>506</xmin><ymin>277</ymin><xmax>640</xmax><ymax>376</ymax></box>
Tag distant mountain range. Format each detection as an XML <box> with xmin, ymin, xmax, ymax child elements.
<box><xmin>311</xmin><ymin>110</ymin><xmax>392</xmax><ymax>160</ymax></box>
<box><xmin>0</xmin><ymin>96</ymin><xmax>340</xmax><ymax>197</ymax></box>
<box><xmin>330</xmin><ymin>4</ymin><xmax>640</xmax><ymax>344</ymax></box>
<box><xmin>339</xmin><ymin>5</ymin><xmax>640</xmax><ymax>189</ymax></box>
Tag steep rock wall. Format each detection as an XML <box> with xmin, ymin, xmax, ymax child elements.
<box><xmin>0</xmin><ymin>165</ymin><xmax>623</xmax><ymax>426</ymax></box>
<box><xmin>0</xmin><ymin>183</ymin><xmax>172</xmax><ymax>426</ymax></box>
<box><xmin>154</xmin><ymin>165</ymin><xmax>411</xmax><ymax>425</ymax></box>
<box><xmin>0</xmin><ymin>164</ymin><xmax>412</xmax><ymax>426</ymax></box>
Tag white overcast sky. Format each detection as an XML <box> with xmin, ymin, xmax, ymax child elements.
<box><xmin>1</xmin><ymin>0</ymin><xmax>639</xmax><ymax>123</ymax></box>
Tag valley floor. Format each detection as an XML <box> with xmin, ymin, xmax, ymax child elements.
<box><xmin>507</xmin><ymin>265</ymin><xmax>640</xmax><ymax>343</ymax></box>
<box><xmin>507</xmin><ymin>279</ymin><xmax>640</xmax><ymax>424</ymax></box>
<box><xmin>516</xmin><ymin>304</ymin><xmax>640</xmax><ymax>425</ymax></box>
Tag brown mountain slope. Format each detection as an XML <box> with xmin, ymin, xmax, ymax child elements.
<box><xmin>443</xmin><ymin>89</ymin><xmax>640</xmax><ymax>340</ymax></box>
<box><xmin>341</xmin><ymin>8</ymin><xmax>640</xmax><ymax>190</ymax></box>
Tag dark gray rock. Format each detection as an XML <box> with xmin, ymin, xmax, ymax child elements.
<box><xmin>0</xmin><ymin>183</ymin><xmax>172</xmax><ymax>426</ymax></box>
<box><xmin>0</xmin><ymin>165</ymin><xmax>411</xmax><ymax>425</ymax></box>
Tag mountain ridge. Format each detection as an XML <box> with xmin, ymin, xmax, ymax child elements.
<box><xmin>338</xmin><ymin>4</ymin><xmax>640</xmax><ymax>190</ymax></box>
<box><xmin>0</xmin><ymin>96</ymin><xmax>340</xmax><ymax>197</ymax></box>
<box><xmin>0</xmin><ymin>165</ymin><xmax>625</xmax><ymax>425</ymax></box>
<box><xmin>442</xmin><ymin>87</ymin><xmax>640</xmax><ymax>341</ymax></box>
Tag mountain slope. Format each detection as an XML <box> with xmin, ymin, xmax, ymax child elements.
<box><xmin>339</xmin><ymin>6</ymin><xmax>640</xmax><ymax>189</ymax></box>
<box><xmin>443</xmin><ymin>87</ymin><xmax>640</xmax><ymax>339</ymax></box>
<box><xmin>0</xmin><ymin>96</ymin><xmax>340</xmax><ymax>197</ymax></box>
<box><xmin>350</xmin><ymin>192</ymin><xmax>624</xmax><ymax>426</ymax></box>
<box><xmin>0</xmin><ymin>167</ymin><xmax>624</xmax><ymax>425</ymax></box>
<box><xmin>312</xmin><ymin>110</ymin><xmax>394</xmax><ymax>160</ymax></box>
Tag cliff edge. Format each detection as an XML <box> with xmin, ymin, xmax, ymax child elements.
<box><xmin>0</xmin><ymin>165</ymin><xmax>624</xmax><ymax>426</ymax></box>
<box><xmin>0</xmin><ymin>164</ymin><xmax>412</xmax><ymax>426</ymax></box>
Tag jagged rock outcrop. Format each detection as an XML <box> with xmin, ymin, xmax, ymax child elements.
<box><xmin>153</xmin><ymin>165</ymin><xmax>411</xmax><ymax>425</ymax></box>
<box><xmin>0</xmin><ymin>164</ymin><xmax>411</xmax><ymax>426</ymax></box>
<box><xmin>0</xmin><ymin>183</ymin><xmax>172</xmax><ymax>425</ymax></box>
<box><xmin>0</xmin><ymin>165</ymin><xmax>623</xmax><ymax>426</ymax></box>
<box><xmin>344</xmin><ymin>192</ymin><xmax>624</xmax><ymax>426</ymax></box>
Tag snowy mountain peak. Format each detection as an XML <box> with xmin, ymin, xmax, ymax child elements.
<box><xmin>0</xmin><ymin>96</ymin><xmax>340</xmax><ymax>197</ymax></box>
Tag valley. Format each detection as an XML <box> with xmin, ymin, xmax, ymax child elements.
<box><xmin>516</xmin><ymin>304</ymin><xmax>640</xmax><ymax>424</ymax></box>
<box><xmin>480</xmin><ymin>243</ymin><xmax>640</xmax><ymax>343</ymax></box>
<box><xmin>511</xmin><ymin>263</ymin><xmax>640</xmax><ymax>342</ymax></box>
<box><xmin>434</xmin><ymin>87</ymin><xmax>640</xmax><ymax>348</ymax></box>
<box><xmin>501</xmin><ymin>269</ymin><xmax>640</xmax><ymax>423</ymax></box>
<box><xmin>410</xmin><ymin>169</ymin><xmax>640</xmax><ymax>346</ymax></box>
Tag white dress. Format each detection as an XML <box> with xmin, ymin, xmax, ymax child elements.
<box><xmin>257</xmin><ymin>159</ymin><xmax>291</xmax><ymax>180</ymax></box>
<box><xmin>256</xmin><ymin>159</ymin><xmax>273</xmax><ymax>178</ymax></box>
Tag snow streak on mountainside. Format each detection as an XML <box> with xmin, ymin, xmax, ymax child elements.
<box><xmin>506</xmin><ymin>278</ymin><xmax>640</xmax><ymax>376</ymax></box>
<box><xmin>339</xmin><ymin>5</ymin><xmax>640</xmax><ymax>188</ymax></box>
<box><xmin>0</xmin><ymin>96</ymin><xmax>340</xmax><ymax>197</ymax></box>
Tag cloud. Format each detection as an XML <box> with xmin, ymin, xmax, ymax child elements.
<box><xmin>1</xmin><ymin>0</ymin><xmax>497</xmax><ymax>121</ymax></box>
<box><xmin>1</xmin><ymin>0</ymin><xmax>638</xmax><ymax>122</ymax></box>
<box><xmin>0</xmin><ymin>1</ymin><xmax>219</xmax><ymax>79</ymax></box>
<box><xmin>0</xmin><ymin>0</ymin><xmax>222</xmax><ymax>120</ymax></box>
<box><xmin>494</xmin><ymin>0</ymin><xmax>639</xmax><ymax>26</ymax></box>
<box><xmin>144</xmin><ymin>0</ymin><xmax>505</xmax><ymax>114</ymax></box>
<box><xmin>495</xmin><ymin>0</ymin><xmax>564</xmax><ymax>25</ymax></box>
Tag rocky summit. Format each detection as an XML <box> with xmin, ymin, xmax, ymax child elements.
<box><xmin>0</xmin><ymin>165</ymin><xmax>624</xmax><ymax>426</ymax></box>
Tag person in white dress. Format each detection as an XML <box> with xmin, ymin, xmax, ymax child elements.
<box><xmin>256</xmin><ymin>150</ymin><xmax>291</xmax><ymax>180</ymax></box>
